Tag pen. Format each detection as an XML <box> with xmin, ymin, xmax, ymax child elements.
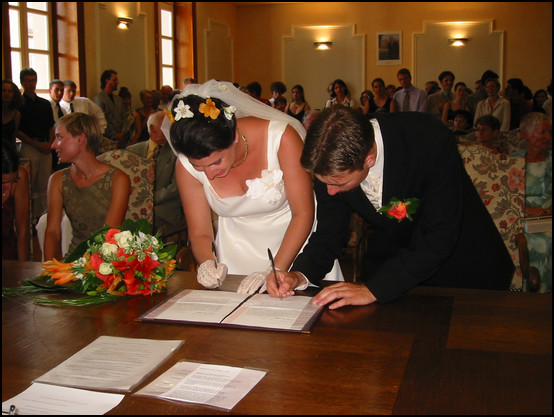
<box><xmin>212</xmin><ymin>242</ymin><xmax>221</xmax><ymax>286</ymax></box>
<box><xmin>9</xmin><ymin>405</ymin><xmax>16</xmax><ymax>415</ymax></box>
<box><xmin>267</xmin><ymin>248</ymin><xmax>282</xmax><ymax>300</ymax></box>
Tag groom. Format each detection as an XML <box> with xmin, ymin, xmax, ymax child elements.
<box><xmin>271</xmin><ymin>106</ymin><xmax>513</xmax><ymax>308</ymax></box>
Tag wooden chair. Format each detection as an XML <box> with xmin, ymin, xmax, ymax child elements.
<box><xmin>458</xmin><ymin>143</ymin><xmax>536</xmax><ymax>291</ymax></box>
<box><xmin>97</xmin><ymin>149</ymin><xmax>155</xmax><ymax>228</ymax></box>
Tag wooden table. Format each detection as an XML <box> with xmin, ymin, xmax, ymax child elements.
<box><xmin>2</xmin><ymin>261</ymin><xmax>552</xmax><ymax>415</ymax></box>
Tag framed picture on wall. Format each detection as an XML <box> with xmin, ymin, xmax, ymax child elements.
<box><xmin>377</xmin><ymin>31</ymin><xmax>402</xmax><ymax>65</ymax></box>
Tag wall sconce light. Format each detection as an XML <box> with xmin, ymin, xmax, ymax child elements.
<box><xmin>117</xmin><ymin>17</ymin><xmax>133</xmax><ymax>30</ymax></box>
<box><xmin>448</xmin><ymin>37</ymin><xmax>468</xmax><ymax>47</ymax></box>
<box><xmin>314</xmin><ymin>41</ymin><xmax>332</xmax><ymax>51</ymax></box>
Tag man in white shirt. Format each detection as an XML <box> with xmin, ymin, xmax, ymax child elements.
<box><xmin>393</xmin><ymin>68</ymin><xmax>426</xmax><ymax>112</ymax></box>
<box><xmin>61</xmin><ymin>80</ymin><xmax>107</xmax><ymax>135</ymax></box>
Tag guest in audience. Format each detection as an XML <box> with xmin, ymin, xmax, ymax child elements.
<box><xmin>2</xmin><ymin>79</ymin><xmax>23</xmax><ymax>145</ymax></box>
<box><xmin>359</xmin><ymin>89</ymin><xmax>373</xmax><ymax>113</ymax></box>
<box><xmin>285</xmin><ymin>84</ymin><xmax>311</xmax><ymax>123</ymax></box>
<box><xmin>441</xmin><ymin>82</ymin><xmax>470</xmax><ymax>127</ymax></box>
<box><xmin>2</xmin><ymin>139</ymin><xmax>30</xmax><ymax>261</ymax></box>
<box><xmin>473</xmin><ymin>78</ymin><xmax>511</xmax><ymax>132</ymax></box>
<box><xmin>245</xmin><ymin>81</ymin><xmax>270</xmax><ymax>105</ymax></box>
<box><xmin>532</xmin><ymin>89</ymin><xmax>548</xmax><ymax>113</ymax></box>
<box><xmin>17</xmin><ymin>67</ymin><xmax>55</xmax><ymax>224</ymax></box>
<box><xmin>43</xmin><ymin>112</ymin><xmax>130</xmax><ymax>261</ymax></box>
<box><xmin>93</xmin><ymin>69</ymin><xmax>126</xmax><ymax>149</ymax></box>
<box><xmin>47</xmin><ymin>79</ymin><xmax>69</xmax><ymax>171</ymax></box>
<box><xmin>273</xmin><ymin>95</ymin><xmax>287</xmax><ymax>112</ymax></box>
<box><xmin>425</xmin><ymin>70</ymin><xmax>455</xmax><ymax>120</ymax></box>
<box><xmin>386</xmin><ymin>84</ymin><xmax>396</xmax><ymax>99</ymax></box>
<box><xmin>424</xmin><ymin>80</ymin><xmax>440</xmax><ymax>96</ymax></box>
<box><xmin>182</xmin><ymin>77</ymin><xmax>196</xmax><ymax>89</ymax></box>
<box><xmin>136</xmin><ymin>89</ymin><xmax>156</xmax><ymax>143</ymax></box>
<box><xmin>118</xmin><ymin>87</ymin><xmax>141</xmax><ymax>147</ymax></box>
<box><xmin>393</xmin><ymin>68</ymin><xmax>426</xmax><ymax>112</ymax></box>
<box><xmin>504</xmin><ymin>78</ymin><xmax>533</xmax><ymax>130</ymax></box>
<box><xmin>302</xmin><ymin>109</ymin><xmax>321</xmax><ymax>131</ymax></box>
<box><xmin>269</xmin><ymin>106</ymin><xmax>513</xmax><ymax>306</ymax></box>
<box><xmin>127</xmin><ymin>111</ymin><xmax>181</xmax><ymax>233</ymax></box>
<box><xmin>269</xmin><ymin>81</ymin><xmax>287</xmax><ymax>108</ymax></box>
<box><xmin>451</xmin><ymin>109</ymin><xmax>473</xmax><ymax>136</ymax></box>
<box><xmin>512</xmin><ymin>112</ymin><xmax>552</xmax><ymax>292</ymax></box>
<box><xmin>474</xmin><ymin>115</ymin><xmax>510</xmax><ymax>154</ymax></box>
<box><xmin>165</xmin><ymin>80</ymin><xmax>342</xmax><ymax>293</ymax></box>
<box><xmin>326</xmin><ymin>79</ymin><xmax>356</xmax><ymax>108</ymax></box>
<box><xmin>157</xmin><ymin>85</ymin><xmax>174</xmax><ymax>111</ymax></box>
<box><xmin>60</xmin><ymin>80</ymin><xmax>107</xmax><ymax>135</ymax></box>
<box><xmin>362</xmin><ymin>78</ymin><xmax>397</xmax><ymax>115</ymax></box>
<box><xmin>467</xmin><ymin>70</ymin><xmax>499</xmax><ymax>118</ymax></box>
<box><xmin>47</xmin><ymin>79</ymin><xmax>66</xmax><ymax>123</ymax></box>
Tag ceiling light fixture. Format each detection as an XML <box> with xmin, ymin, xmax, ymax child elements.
<box><xmin>314</xmin><ymin>41</ymin><xmax>332</xmax><ymax>51</ymax></box>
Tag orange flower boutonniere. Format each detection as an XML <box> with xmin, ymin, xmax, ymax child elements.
<box><xmin>198</xmin><ymin>98</ymin><xmax>221</xmax><ymax>120</ymax></box>
<box><xmin>378</xmin><ymin>197</ymin><xmax>421</xmax><ymax>222</ymax></box>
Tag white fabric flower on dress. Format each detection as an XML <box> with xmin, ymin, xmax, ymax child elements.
<box><xmin>174</xmin><ymin>101</ymin><xmax>194</xmax><ymax>121</ymax></box>
<box><xmin>245</xmin><ymin>169</ymin><xmax>284</xmax><ymax>204</ymax></box>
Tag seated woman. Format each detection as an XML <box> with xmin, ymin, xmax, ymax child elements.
<box><xmin>43</xmin><ymin>112</ymin><xmax>131</xmax><ymax>261</ymax></box>
<box><xmin>441</xmin><ymin>82</ymin><xmax>470</xmax><ymax>128</ymax></box>
<box><xmin>2</xmin><ymin>139</ymin><xmax>30</xmax><ymax>261</ymax></box>
<box><xmin>165</xmin><ymin>80</ymin><xmax>342</xmax><ymax>294</ymax></box>
<box><xmin>474</xmin><ymin>115</ymin><xmax>510</xmax><ymax>154</ymax></box>
<box><xmin>512</xmin><ymin>112</ymin><xmax>552</xmax><ymax>292</ymax></box>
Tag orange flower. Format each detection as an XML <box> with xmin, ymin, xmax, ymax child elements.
<box><xmin>198</xmin><ymin>98</ymin><xmax>220</xmax><ymax>120</ymax></box>
<box><xmin>388</xmin><ymin>201</ymin><xmax>408</xmax><ymax>221</ymax></box>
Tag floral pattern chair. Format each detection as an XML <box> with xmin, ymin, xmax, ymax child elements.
<box><xmin>458</xmin><ymin>143</ymin><xmax>526</xmax><ymax>290</ymax></box>
<box><xmin>97</xmin><ymin>149</ymin><xmax>155</xmax><ymax>228</ymax></box>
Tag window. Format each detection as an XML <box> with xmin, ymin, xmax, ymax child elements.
<box><xmin>159</xmin><ymin>3</ymin><xmax>175</xmax><ymax>88</ymax></box>
<box><xmin>8</xmin><ymin>2</ymin><xmax>54</xmax><ymax>98</ymax></box>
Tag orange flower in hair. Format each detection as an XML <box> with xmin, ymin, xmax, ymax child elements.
<box><xmin>199</xmin><ymin>98</ymin><xmax>220</xmax><ymax>120</ymax></box>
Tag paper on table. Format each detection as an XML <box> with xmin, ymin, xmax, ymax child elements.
<box><xmin>135</xmin><ymin>361</ymin><xmax>267</xmax><ymax>411</ymax></box>
<box><xmin>1</xmin><ymin>383</ymin><xmax>124</xmax><ymax>415</ymax></box>
<box><xmin>34</xmin><ymin>336</ymin><xmax>183</xmax><ymax>392</ymax></box>
<box><xmin>223</xmin><ymin>293</ymin><xmax>320</xmax><ymax>331</ymax></box>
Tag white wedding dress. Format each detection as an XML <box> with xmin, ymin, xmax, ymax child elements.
<box><xmin>178</xmin><ymin>119</ymin><xmax>343</xmax><ymax>281</ymax></box>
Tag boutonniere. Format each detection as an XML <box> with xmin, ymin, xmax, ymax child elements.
<box><xmin>378</xmin><ymin>197</ymin><xmax>420</xmax><ymax>222</ymax></box>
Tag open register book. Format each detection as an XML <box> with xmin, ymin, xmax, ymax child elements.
<box><xmin>138</xmin><ymin>289</ymin><xmax>324</xmax><ymax>333</ymax></box>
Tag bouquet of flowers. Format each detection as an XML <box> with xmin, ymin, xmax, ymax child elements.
<box><xmin>3</xmin><ymin>219</ymin><xmax>177</xmax><ymax>306</ymax></box>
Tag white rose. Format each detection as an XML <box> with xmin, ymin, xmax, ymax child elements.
<box><xmin>98</xmin><ymin>262</ymin><xmax>113</xmax><ymax>275</ymax></box>
<box><xmin>114</xmin><ymin>230</ymin><xmax>133</xmax><ymax>248</ymax></box>
<box><xmin>101</xmin><ymin>242</ymin><xmax>118</xmax><ymax>257</ymax></box>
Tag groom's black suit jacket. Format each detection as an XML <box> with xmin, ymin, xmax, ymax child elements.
<box><xmin>293</xmin><ymin>112</ymin><xmax>513</xmax><ymax>303</ymax></box>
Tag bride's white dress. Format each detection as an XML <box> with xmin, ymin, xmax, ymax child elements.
<box><xmin>178</xmin><ymin>119</ymin><xmax>343</xmax><ymax>281</ymax></box>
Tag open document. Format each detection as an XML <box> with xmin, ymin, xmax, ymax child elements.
<box><xmin>139</xmin><ymin>289</ymin><xmax>323</xmax><ymax>333</ymax></box>
<box><xmin>135</xmin><ymin>361</ymin><xmax>266</xmax><ymax>411</ymax></box>
<box><xmin>34</xmin><ymin>336</ymin><xmax>184</xmax><ymax>392</ymax></box>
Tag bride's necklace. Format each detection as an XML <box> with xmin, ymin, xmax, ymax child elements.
<box><xmin>232</xmin><ymin>129</ymin><xmax>249</xmax><ymax>168</ymax></box>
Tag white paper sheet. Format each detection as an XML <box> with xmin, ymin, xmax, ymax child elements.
<box><xmin>1</xmin><ymin>383</ymin><xmax>124</xmax><ymax>415</ymax></box>
<box><xmin>135</xmin><ymin>361</ymin><xmax>267</xmax><ymax>411</ymax></box>
<box><xmin>34</xmin><ymin>336</ymin><xmax>183</xmax><ymax>392</ymax></box>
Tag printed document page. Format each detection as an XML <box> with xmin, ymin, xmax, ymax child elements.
<box><xmin>222</xmin><ymin>293</ymin><xmax>320</xmax><ymax>331</ymax></box>
<box><xmin>34</xmin><ymin>336</ymin><xmax>183</xmax><ymax>392</ymax></box>
<box><xmin>135</xmin><ymin>361</ymin><xmax>266</xmax><ymax>411</ymax></box>
<box><xmin>147</xmin><ymin>289</ymin><xmax>250</xmax><ymax>323</ymax></box>
<box><xmin>1</xmin><ymin>383</ymin><xmax>124</xmax><ymax>415</ymax></box>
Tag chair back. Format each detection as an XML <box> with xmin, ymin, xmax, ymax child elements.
<box><xmin>458</xmin><ymin>143</ymin><xmax>526</xmax><ymax>290</ymax></box>
<box><xmin>97</xmin><ymin>149</ymin><xmax>155</xmax><ymax>227</ymax></box>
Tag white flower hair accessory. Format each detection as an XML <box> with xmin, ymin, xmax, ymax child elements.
<box><xmin>174</xmin><ymin>100</ymin><xmax>194</xmax><ymax>121</ymax></box>
<box><xmin>223</xmin><ymin>105</ymin><xmax>237</xmax><ymax>120</ymax></box>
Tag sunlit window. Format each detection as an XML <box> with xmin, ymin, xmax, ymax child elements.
<box><xmin>159</xmin><ymin>5</ymin><xmax>175</xmax><ymax>88</ymax></box>
<box><xmin>8</xmin><ymin>2</ymin><xmax>53</xmax><ymax>99</ymax></box>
